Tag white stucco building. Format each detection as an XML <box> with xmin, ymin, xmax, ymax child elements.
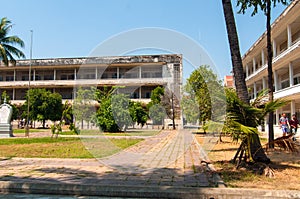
<box><xmin>242</xmin><ymin>0</ymin><xmax>300</xmax><ymax>126</ymax></box>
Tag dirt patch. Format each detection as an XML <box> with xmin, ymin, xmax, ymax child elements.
<box><xmin>13</xmin><ymin>130</ymin><xmax>52</xmax><ymax>138</ymax></box>
<box><xmin>195</xmin><ymin>134</ymin><xmax>300</xmax><ymax>190</ymax></box>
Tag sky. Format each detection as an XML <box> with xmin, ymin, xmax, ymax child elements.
<box><xmin>1</xmin><ymin>0</ymin><xmax>288</xmax><ymax>80</ymax></box>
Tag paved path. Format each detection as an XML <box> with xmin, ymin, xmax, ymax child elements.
<box><xmin>0</xmin><ymin>130</ymin><xmax>226</xmax><ymax>198</ymax></box>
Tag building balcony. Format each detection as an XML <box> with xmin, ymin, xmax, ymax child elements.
<box><xmin>0</xmin><ymin>77</ymin><xmax>172</xmax><ymax>88</ymax></box>
<box><xmin>246</xmin><ymin>39</ymin><xmax>300</xmax><ymax>82</ymax></box>
<box><xmin>274</xmin><ymin>83</ymin><xmax>300</xmax><ymax>100</ymax></box>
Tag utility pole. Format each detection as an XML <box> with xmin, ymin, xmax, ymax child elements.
<box><xmin>25</xmin><ymin>30</ymin><xmax>33</xmax><ymax>137</ymax></box>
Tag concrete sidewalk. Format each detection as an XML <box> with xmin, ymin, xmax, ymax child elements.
<box><xmin>0</xmin><ymin>130</ymin><xmax>223</xmax><ymax>197</ymax></box>
<box><xmin>0</xmin><ymin>130</ymin><xmax>300</xmax><ymax>198</ymax></box>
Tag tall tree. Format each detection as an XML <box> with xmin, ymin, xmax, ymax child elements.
<box><xmin>237</xmin><ymin>0</ymin><xmax>289</xmax><ymax>148</ymax></box>
<box><xmin>73</xmin><ymin>87</ymin><xmax>96</xmax><ymax>129</ymax></box>
<box><xmin>129</xmin><ymin>101</ymin><xmax>148</xmax><ymax>128</ymax></box>
<box><xmin>222</xmin><ymin>0</ymin><xmax>270</xmax><ymax>163</ymax></box>
<box><xmin>23</xmin><ymin>88</ymin><xmax>62</xmax><ymax>128</ymax></box>
<box><xmin>222</xmin><ymin>0</ymin><xmax>249</xmax><ymax>104</ymax></box>
<box><xmin>183</xmin><ymin>65</ymin><xmax>225</xmax><ymax>129</ymax></box>
<box><xmin>147</xmin><ymin>86</ymin><xmax>166</xmax><ymax>126</ymax></box>
<box><xmin>0</xmin><ymin>17</ymin><xmax>25</xmax><ymax>66</ymax></box>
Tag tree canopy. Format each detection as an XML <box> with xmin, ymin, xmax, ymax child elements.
<box><xmin>23</xmin><ymin>88</ymin><xmax>62</xmax><ymax>128</ymax></box>
<box><xmin>0</xmin><ymin>17</ymin><xmax>25</xmax><ymax>66</ymax></box>
<box><xmin>182</xmin><ymin>65</ymin><xmax>225</xmax><ymax>126</ymax></box>
<box><xmin>147</xmin><ymin>86</ymin><xmax>166</xmax><ymax>125</ymax></box>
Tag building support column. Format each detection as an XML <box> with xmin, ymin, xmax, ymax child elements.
<box><xmin>287</xmin><ymin>24</ymin><xmax>292</xmax><ymax>48</ymax></box>
<box><xmin>117</xmin><ymin>67</ymin><xmax>119</xmax><ymax>79</ymax></box>
<box><xmin>13</xmin><ymin>69</ymin><xmax>16</xmax><ymax>81</ymax></box>
<box><xmin>74</xmin><ymin>69</ymin><xmax>77</xmax><ymax>80</ymax></box>
<box><xmin>289</xmin><ymin>62</ymin><xmax>294</xmax><ymax>87</ymax></box>
<box><xmin>33</xmin><ymin>69</ymin><xmax>35</xmax><ymax>81</ymax></box>
<box><xmin>291</xmin><ymin>100</ymin><xmax>296</xmax><ymax>115</ymax></box>
<box><xmin>261</xmin><ymin>50</ymin><xmax>265</xmax><ymax>66</ymax></box>
<box><xmin>95</xmin><ymin>67</ymin><xmax>98</xmax><ymax>79</ymax></box>
<box><xmin>274</xmin><ymin>70</ymin><xmax>278</xmax><ymax>91</ymax></box>
<box><xmin>253</xmin><ymin>58</ymin><xmax>256</xmax><ymax>73</ymax></box>
<box><xmin>262</xmin><ymin>76</ymin><xmax>266</xmax><ymax>90</ymax></box>
<box><xmin>139</xmin><ymin>66</ymin><xmax>142</xmax><ymax>79</ymax></box>
<box><xmin>139</xmin><ymin>87</ymin><xmax>142</xmax><ymax>99</ymax></box>
<box><xmin>12</xmin><ymin>88</ymin><xmax>15</xmax><ymax>100</ymax></box>
<box><xmin>246</xmin><ymin>64</ymin><xmax>249</xmax><ymax>77</ymax></box>
<box><xmin>275</xmin><ymin>109</ymin><xmax>280</xmax><ymax>125</ymax></box>
<box><xmin>54</xmin><ymin>69</ymin><xmax>56</xmax><ymax>80</ymax></box>
<box><xmin>253</xmin><ymin>82</ymin><xmax>257</xmax><ymax>99</ymax></box>
<box><xmin>273</xmin><ymin>40</ymin><xmax>277</xmax><ymax>57</ymax></box>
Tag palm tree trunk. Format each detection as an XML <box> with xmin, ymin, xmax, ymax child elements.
<box><xmin>250</xmin><ymin>134</ymin><xmax>270</xmax><ymax>163</ymax></box>
<box><xmin>222</xmin><ymin>0</ymin><xmax>249</xmax><ymax>104</ymax></box>
<box><xmin>266</xmin><ymin>0</ymin><xmax>275</xmax><ymax>149</ymax></box>
<box><xmin>222</xmin><ymin>0</ymin><xmax>270</xmax><ymax>163</ymax></box>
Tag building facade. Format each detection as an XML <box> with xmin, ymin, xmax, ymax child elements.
<box><xmin>0</xmin><ymin>54</ymin><xmax>182</xmax><ymax>106</ymax></box>
<box><xmin>242</xmin><ymin>0</ymin><xmax>300</xmax><ymax>125</ymax></box>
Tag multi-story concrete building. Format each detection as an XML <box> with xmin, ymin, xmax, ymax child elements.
<box><xmin>242</xmin><ymin>0</ymin><xmax>300</xmax><ymax>125</ymax></box>
<box><xmin>0</xmin><ymin>54</ymin><xmax>182</xmax><ymax>106</ymax></box>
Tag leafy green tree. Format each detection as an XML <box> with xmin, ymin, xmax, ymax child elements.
<box><xmin>73</xmin><ymin>87</ymin><xmax>96</xmax><ymax>129</ymax></box>
<box><xmin>94</xmin><ymin>86</ymin><xmax>120</xmax><ymax>132</ymax></box>
<box><xmin>181</xmin><ymin>94</ymin><xmax>199</xmax><ymax>125</ymax></box>
<box><xmin>237</xmin><ymin>0</ymin><xmax>290</xmax><ymax>149</ymax></box>
<box><xmin>51</xmin><ymin>100</ymin><xmax>77</xmax><ymax>138</ymax></box>
<box><xmin>111</xmin><ymin>93</ymin><xmax>133</xmax><ymax>132</ymax></box>
<box><xmin>147</xmin><ymin>86</ymin><xmax>166</xmax><ymax>125</ymax></box>
<box><xmin>23</xmin><ymin>88</ymin><xmax>62</xmax><ymax>128</ymax></box>
<box><xmin>149</xmin><ymin>104</ymin><xmax>166</xmax><ymax>125</ymax></box>
<box><xmin>129</xmin><ymin>101</ymin><xmax>148</xmax><ymax>128</ymax></box>
<box><xmin>147</xmin><ymin>86</ymin><xmax>164</xmax><ymax>107</ymax></box>
<box><xmin>0</xmin><ymin>17</ymin><xmax>25</xmax><ymax>66</ymax></box>
<box><xmin>183</xmin><ymin>65</ymin><xmax>225</xmax><ymax>129</ymax></box>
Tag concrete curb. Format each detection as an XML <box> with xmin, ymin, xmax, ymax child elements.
<box><xmin>0</xmin><ymin>181</ymin><xmax>299</xmax><ymax>198</ymax></box>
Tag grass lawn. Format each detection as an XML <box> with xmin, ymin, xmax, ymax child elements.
<box><xmin>13</xmin><ymin>128</ymin><xmax>50</xmax><ymax>134</ymax></box>
<box><xmin>0</xmin><ymin>137</ymin><xmax>142</xmax><ymax>159</ymax></box>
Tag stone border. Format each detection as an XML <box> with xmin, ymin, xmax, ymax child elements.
<box><xmin>0</xmin><ymin>181</ymin><xmax>299</xmax><ymax>198</ymax></box>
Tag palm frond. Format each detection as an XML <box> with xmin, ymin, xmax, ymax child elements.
<box><xmin>251</xmin><ymin>89</ymin><xmax>269</xmax><ymax>108</ymax></box>
<box><xmin>0</xmin><ymin>17</ymin><xmax>25</xmax><ymax>66</ymax></box>
<box><xmin>265</xmin><ymin>135</ymin><xmax>298</xmax><ymax>153</ymax></box>
<box><xmin>262</xmin><ymin>98</ymin><xmax>289</xmax><ymax>117</ymax></box>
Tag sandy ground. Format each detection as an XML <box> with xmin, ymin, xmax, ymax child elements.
<box><xmin>195</xmin><ymin>134</ymin><xmax>300</xmax><ymax>190</ymax></box>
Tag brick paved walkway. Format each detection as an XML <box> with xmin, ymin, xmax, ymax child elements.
<box><xmin>0</xmin><ymin>130</ymin><xmax>220</xmax><ymax>188</ymax></box>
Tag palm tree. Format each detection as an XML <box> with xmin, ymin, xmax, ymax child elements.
<box><xmin>224</xmin><ymin>89</ymin><xmax>287</xmax><ymax>164</ymax></box>
<box><xmin>237</xmin><ymin>0</ymin><xmax>289</xmax><ymax>148</ymax></box>
<box><xmin>0</xmin><ymin>17</ymin><xmax>25</xmax><ymax>66</ymax></box>
<box><xmin>222</xmin><ymin>0</ymin><xmax>272</xmax><ymax>163</ymax></box>
<box><xmin>222</xmin><ymin>0</ymin><xmax>249</xmax><ymax>104</ymax></box>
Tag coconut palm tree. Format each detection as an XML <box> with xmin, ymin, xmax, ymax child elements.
<box><xmin>0</xmin><ymin>17</ymin><xmax>25</xmax><ymax>66</ymax></box>
<box><xmin>237</xmin><ymin>0</ymin><xmax>289</xmax><ymax>148</ymax></box>
<box><xmin>221</xmin><ymin>0</ymin><xmax>272</xmax><ymax>163</ymax></box>
<box><xmin>222</xmin><ymin>0</ymin><xmax>249</xmax><ymax>104</ymax></box>
<box><xmin>224</xmin><ymin>89</ymin><xmax>287</xmax><ymax>164</ymax></box>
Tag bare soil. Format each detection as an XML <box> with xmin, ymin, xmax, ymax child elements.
<box><xmin>195</xmin><ymin>135</ymin><xmax>300</xmax><ymax>190</ymax></box>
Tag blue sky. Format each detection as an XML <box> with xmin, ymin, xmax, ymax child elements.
<box><xmin>1</xmin><ymin>0</ymin><xmax>287</xmax><ymax>79</ymax></box>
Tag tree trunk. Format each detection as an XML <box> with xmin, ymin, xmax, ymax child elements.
<box><xmin>222</xmin><ymin>0</ymin><xmax>249</xmax><ymax>104</ymax></box>
<box><xmin>266</xmin><ymin>0</ymin><xmax>275</xmax><ymax>149</ymax></box>
<box><xmin>222</xmin><ymin>0</ymin><xmax>270</xmax><ymax>163</ymax></box>
<box><xmin>250</xmin><ymin>134</ymin><xmax>270</xmax><ymax>163</ymax></box>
